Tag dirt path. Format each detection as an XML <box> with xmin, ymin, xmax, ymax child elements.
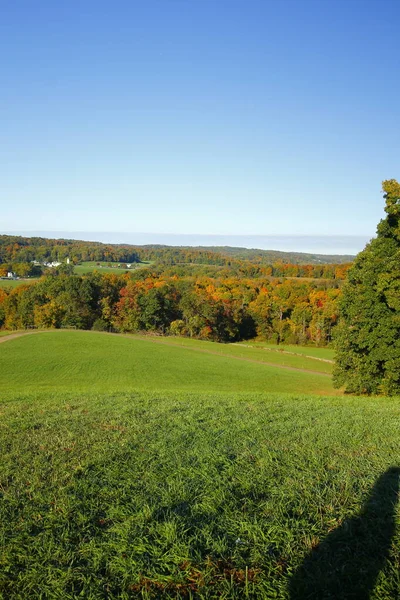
<box><xmin>0</xmin><ymin>330</ymin><xmax>331</xmax><ymax>377</ymax></box>
<box><xmin>232</xmin><ymin>343</ymin><xmax>335</xmax><ymax>364</ymax></box>
<box><xmin>0</xmin><ymin>330</ymin><xmax>44</xmax><ymax>344</ymax></box>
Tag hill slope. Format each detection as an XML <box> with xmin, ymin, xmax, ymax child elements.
<box><xmin>0</xmin><ymin>330</ymin><xmax>335</xmax><ymax>395</ymax></box>
<box><xmin>1</xmin><ymin>330</ymin><xmax>399</xmax><ymax>599</ymax></box>
<box><xmin>184</xmin><ymin>245</ymin><xmax>355</xmax><ymax>264</ymax></box>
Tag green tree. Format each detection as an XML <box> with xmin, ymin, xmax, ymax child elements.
<box><xmin>333</xmin><ymin>180</ymin><xmax>400</xmax><ymax>395</ymax></box>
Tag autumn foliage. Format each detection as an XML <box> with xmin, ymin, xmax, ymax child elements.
<box><xmin>0</xmin><ymin>267</ymin><xmax>342</xmax><ymax>345</ymax></box>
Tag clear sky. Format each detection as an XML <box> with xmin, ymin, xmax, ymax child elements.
<box><xmin>1</xmin><ymin>0</ymin><xmax>399</xmax><ymax>243</ymax></box>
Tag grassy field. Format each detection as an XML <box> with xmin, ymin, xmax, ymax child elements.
<box><xmin>0</xmin><ymin>389</ymin><xmax>399</xmax><ymax>599</ymax></box>
<box><xmin>0</xmin><ymin>331</ymin><xmax>399</xmax><ymax>599</ymax></box>
<box><xmin>0</xmin><ymin>331</ymin><xmax>335</xmax><ymax>395</ymax></box>
<box><xmin>0</xmin><ymin>330</ymin><xmax>25</xmax><ymax>337</ymax></box>
<box><xmin>141</xmin><ymin>335</ymin><xmax>333</xmax><ymax>374</ymax></box>
<box><xmin>74</xmin><ymin>261</ymin><xmax>152</xmax><ymax>275</ymax></box>
<box><xmin>236</xmin><ymin>340</ymin><xmax>335</xmax><ymax>361</ymax></box>
<box><xmin>0</xmin><ymin>278</ymin><xmax>39</xmax><ymax>290</ymax></box>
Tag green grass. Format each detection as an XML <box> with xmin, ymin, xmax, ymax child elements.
<box><xmin>1</xmin><ymin>331</ymin><xmax>399</xmax><ymax>598</ymax></box>
<box><xmin>238</xmin><ymin>340</ymin><xmax>336</xmax><ymax>361</ymax></box>
<box><xmin>0</xmin><ymin>390</ymin><xmax>399</xmax><ymax>599</ymax></box>
<box><xmin>0</xmin><ymin>330</ymin><xmax>23</xmax><ymax>337</ymax></box>
<box><xmin>0</xmin><ymin>278</ymin><xmax>38</xmax><ymax>290</ymax></box>
<box><xmin>144</xmin><ymin>335</ymin><xmax>333</xmax><ymax>374</ymax></box>
<box><xmin>0</xmin><ymin>331</ymin><xmax>335</xmax><ymax>395</ymax></box>
<box><xmin>74</xmin><ymin>261</ymin><xmax>152</xmax><ymax>275</ymax></box>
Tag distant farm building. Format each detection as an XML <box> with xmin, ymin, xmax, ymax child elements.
<box><xmin>43</xmin><ymin>261</ymin><xmax>62</xmax><ymax>268</ymax></box>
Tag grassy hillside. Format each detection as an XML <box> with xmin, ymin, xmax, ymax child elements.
<box><xmin>1</xmin><ymin>388</ymin><xmax>399</xmax><ymax>599</ymax></box>
<box><xmin>138</xmin><ymin>335</ymin><xmax>334</xmax><ymax>374</ymax></box>
<box><xmin>235</xmin><ymin>341</ymin><xmax>336</xmax><ymax>361</ymax></box>
<box><xmin>1</xmin><ymin>331</ymin><xmax>399</xmax><ymax>598</ymax></box>
<box><xmin>0</xmin><ymin>331</ymin><xmax>335</xmax><ymax>395</ymax></box>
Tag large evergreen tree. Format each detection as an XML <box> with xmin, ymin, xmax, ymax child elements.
<box><xmin>333</xmin><ymin>180</ymin><xmax>400</xmax><ymax>395</ymax></box>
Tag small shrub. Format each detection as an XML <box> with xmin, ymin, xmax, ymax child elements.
<box><xmin>92</xmin><ymin>318</ymin><xmax>108</xmax><ymax>332</ymax></box>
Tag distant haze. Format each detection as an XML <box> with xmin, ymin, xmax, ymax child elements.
<box><xmin>4</xmin><ymin>232</ymin><xmax>372</xmax><ymax>256</ymax></box>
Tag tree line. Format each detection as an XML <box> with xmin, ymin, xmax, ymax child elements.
<box><xmin>0</xmin><ymin>269</ymin><xmax>341</xmax><ymax>345</ymax></box>
<box><xmin>0</xmin><ymin>236</ymin><xmax>140</xmax><ymax>265</ymax></box>
<box><xmin>0</xmin><ymin>235</ymin><xmax>351</xmax><ymax>281</ymax></box>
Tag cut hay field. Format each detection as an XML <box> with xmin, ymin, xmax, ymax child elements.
<box><xmin>73</xmin><ymin>261</ymin><xmax>152</xmax><ymax>275</ymax></box>
<box><xmin>0</xmin><ymin>331</ymin><xmax>399</xmax><ymax>599</ymax></box>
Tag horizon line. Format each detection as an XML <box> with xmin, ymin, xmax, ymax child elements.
<box><xmin>2</xmin><ymin>230</ymin><xmax>373</xmax><ymax>239</ymax></box>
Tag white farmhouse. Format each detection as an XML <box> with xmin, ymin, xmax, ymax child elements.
<box><xmin>43</xmin><ymin>261</ymin><xmax>62</xmax><ymax>268</ymax></box>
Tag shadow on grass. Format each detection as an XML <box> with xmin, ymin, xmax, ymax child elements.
<box><xmin>289</xmin><ymin>466</ymin><xmax>400</xmax><ymax>600</ymax></box>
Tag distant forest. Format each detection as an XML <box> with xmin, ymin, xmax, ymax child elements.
<box><xmin>0</xmin><ymin>235</ymin><xmax>353</xmax><ymax>345</ymax></box>
<box><xmin>0</xmin><ymin>235</ymin><xmax>140</xmax><ymax>264</ymax></box>
<box><xmin>0</xmin><ymin>235</ymin><xmax>352</xmax><ymax>277</ymax></box>
<box><xmin>172</xmin><ymin>245</ymin><xmax>355</xmax><ymax>264</ymax></box>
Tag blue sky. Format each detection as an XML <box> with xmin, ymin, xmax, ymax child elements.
<box><xmin>1</xmin><ymin>0</ymin><xmax>399</xmax><ymax>246</ymax></box>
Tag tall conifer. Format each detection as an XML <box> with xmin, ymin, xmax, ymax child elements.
<box><xmin>333</xmin><ymin>180</ymin><xmax>400</xmax><ymax>395</ymax></box>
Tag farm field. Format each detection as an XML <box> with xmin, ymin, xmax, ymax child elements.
<box><xmin>235</xmin><ymin>341</ymin><xmax>336</xmax><ymax>361</ymax></box>
<box><xmin>74</xmin><ymin>261</ymin><xmax>152</xmax><ymax>275</ymax></box>
<box><xmin>0</xmin><ymin>278</ymin><xmax>39</xmax><ymax>290</ymax></box>
<box><xmin>138</xmin><ymin>335</ymin><xmax>334</xmax><ymax>374</ymax></box>
<box><xmin>0</xmin><ymin>331</ymin><xmax>399</xmax><ymax>599</ymax></box>
<box><xmin>0</xmin><ymin>331</ymin><xmax>335</xmax><ymax>395</ymax></box>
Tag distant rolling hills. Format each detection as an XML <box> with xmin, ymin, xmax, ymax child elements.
<box><xmin>176</xmin><ymin>245</ymin><xmax>355</xmax><ymax>264</ymax></box>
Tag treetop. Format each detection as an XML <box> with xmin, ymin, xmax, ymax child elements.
<box><xmin>382</xmin><ymin>179</ymin><xmax>400</xmax><ymax>217</ymax></box>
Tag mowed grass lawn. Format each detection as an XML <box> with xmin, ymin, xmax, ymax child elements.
<box><xmin>0</xmin><ymin>332</ymin><xmax>399</xmax><ymax>598</ymax></box>
<box><xmin>0</xmin><ymin>331</ymin><xmax>336</xmax><ymax>395</ymax></box>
